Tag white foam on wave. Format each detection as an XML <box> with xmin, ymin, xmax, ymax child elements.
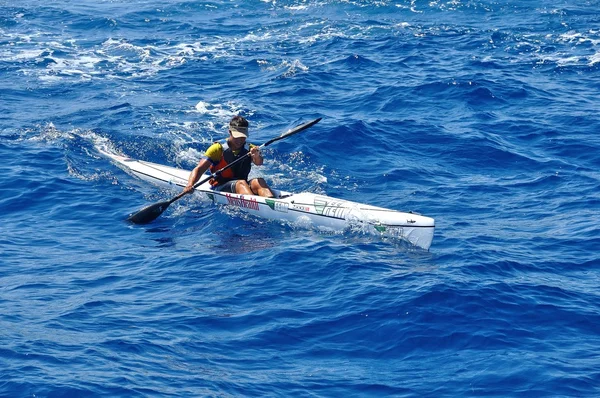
<box><xmin>34</xmin><ymin>124</ymin><xmax>125</xmax><ymax>168</ymax></box>
<box><xmin>194</xmin><ymin>101</ymin><xmax>240</xmax><ymax>119</ymax></box>
<box><xmin>483</xmin><ymin>26</ymin><xmax>600</xmax><ymax>68</ymax></box>
<box><xmin>20</xmin><ymin>122</ymin><xmax>127</xmax><ymax>184</ymax></box>
<box><xmin>193</xmin><ymin>101</ymin><xmax>256</xmax><ymax>127</ymax></box>
<box><xmin>175</xmin><ymin>148</ymin><xmax>204</xmax><ymax>167</ymax></box>
<box><xmin>255</xmin><ymin>58</ymin><xmax>311</xmax><ymax>78</ymax></box>
<box><xmin>264</xmin><ymin>151</ymin><xmax>328</xmax><ymax>193</ymax></box>
<box><xmin>11</xmin><ymin>48</ymin><xmax>46</xmax><ymax>60</ymax></box>
<box><xmin>101</xmin><ymin>38</ymin><xmax>152</xmax><ymax>59</ymax></box>
<box><xmin>536</xmin><ymin>28</ymin><xmax>600</xmax><ymax>67</ymax></box>
<box><xmin>172</xmin><ymin>42</ymin><xmax>215</xmax><ymax>60</ymax></box>
<box><xmin>22</xmin><ymin>122</ymin><xmax>74</xmax><ymax>143</ymax></box>
<box><xmin>4</xmin><ymin>33</ymin><xmax>242</xmax><ymax>84</ymax></box>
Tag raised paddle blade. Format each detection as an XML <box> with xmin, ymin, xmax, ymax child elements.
<box><xmin>127</xmin><ymin>200</ymin><xmax>172</xmax><ymax>224</ymax></box>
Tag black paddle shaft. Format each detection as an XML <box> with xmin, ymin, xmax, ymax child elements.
<box><xmin>127</xmin><ymin>117</ymin><xmax>322</xmax><ymax>224</ymax></box>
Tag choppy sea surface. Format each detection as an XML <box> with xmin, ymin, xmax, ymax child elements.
<box><xmin>1</xmin><ymin>1</ymin><xmax>599</xmax><ymax>396</ymax></box>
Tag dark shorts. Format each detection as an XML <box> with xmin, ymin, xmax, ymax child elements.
<box><xmin>212</xmin><ymin>178</ymin><xmax>263</xmax><ymax>194</ymax></box>
<box><xmin>211</xmin><ymin>180</ymin><xmax>239</xmax><ymax>193</ymax></box>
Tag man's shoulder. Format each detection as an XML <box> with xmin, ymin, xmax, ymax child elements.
<box><xmin>205</xmin><ymin>141</ymin><xmax>224</xmax><ymax>160</ymax></box>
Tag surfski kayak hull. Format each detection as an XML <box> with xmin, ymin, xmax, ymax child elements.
<box><xmin>102</xmin><ymin>151</ymin><xmax>435</xmax><ymax>250</ymax></box>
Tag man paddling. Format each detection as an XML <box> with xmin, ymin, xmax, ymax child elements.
<box><xmin>183</xmin><ymin>115</ymin><xmax>274</xmax><ymax>197</ymax></box>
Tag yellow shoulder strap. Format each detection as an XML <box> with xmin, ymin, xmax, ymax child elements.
<box><xmin>204</xmin><ymin>142</ymin><xmax>223</xmax><ymax>163</ymax></box>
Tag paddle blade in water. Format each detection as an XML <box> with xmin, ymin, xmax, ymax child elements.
<box><xmin>127</xmin><ymin>200</ymin><xmax>171</xmax><ymax>224</ymax></box>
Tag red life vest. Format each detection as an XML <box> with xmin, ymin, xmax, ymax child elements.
<box><xmin>209</xmin><ymin>142</ymin><xmax>252</xmax><ymax>186</ymax></box>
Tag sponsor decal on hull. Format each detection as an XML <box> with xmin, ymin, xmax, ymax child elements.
<box><xmin>374</xmin><ymin>224</ymin><xmax>405</xmax><ymax>238</ymax></box>
<box><xmin>314</xmin><ymin>198</ymin><xmax>350</xmax><ymax>219</ymax></box>
<box><xmin>265</xmin><ymin>199</ymin><xmax>289</xmax><ymax>213</ymax></box>
<box><xmin>314</xmin><ymin>198</ymin><xmax>327</xmax><ymax>215</ymax></box>
<box><xmin>226</xmin><ymin>194</ymin><xmax>260</xmax><ymax>211</ymax></box>
<box><xmin>292</xmin><ymin>204</ymin><xmax>311</xmax><ymax>212</ymax></box>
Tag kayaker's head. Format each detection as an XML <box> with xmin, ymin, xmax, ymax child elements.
<box><xmin>229</xmin><ymin>115</ymin><xmax>248</xmax><ymax>149</ymax></box>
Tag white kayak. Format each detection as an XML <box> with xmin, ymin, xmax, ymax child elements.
<box><xmin>102</xmin><ymin>150</ymin><xmax>435</xmax><ymax>250</ymax></box>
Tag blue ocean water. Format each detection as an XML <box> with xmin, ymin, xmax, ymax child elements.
<box><xmin>1</xmin><ymin>0</ymin><xmax>599</xmax><ymax>396</ymax></box>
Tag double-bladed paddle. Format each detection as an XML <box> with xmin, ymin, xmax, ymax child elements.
<box><xmin>127</xmin><ymin>117</ymin><xmax>322</xmax><ymax>224</ymax></box>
